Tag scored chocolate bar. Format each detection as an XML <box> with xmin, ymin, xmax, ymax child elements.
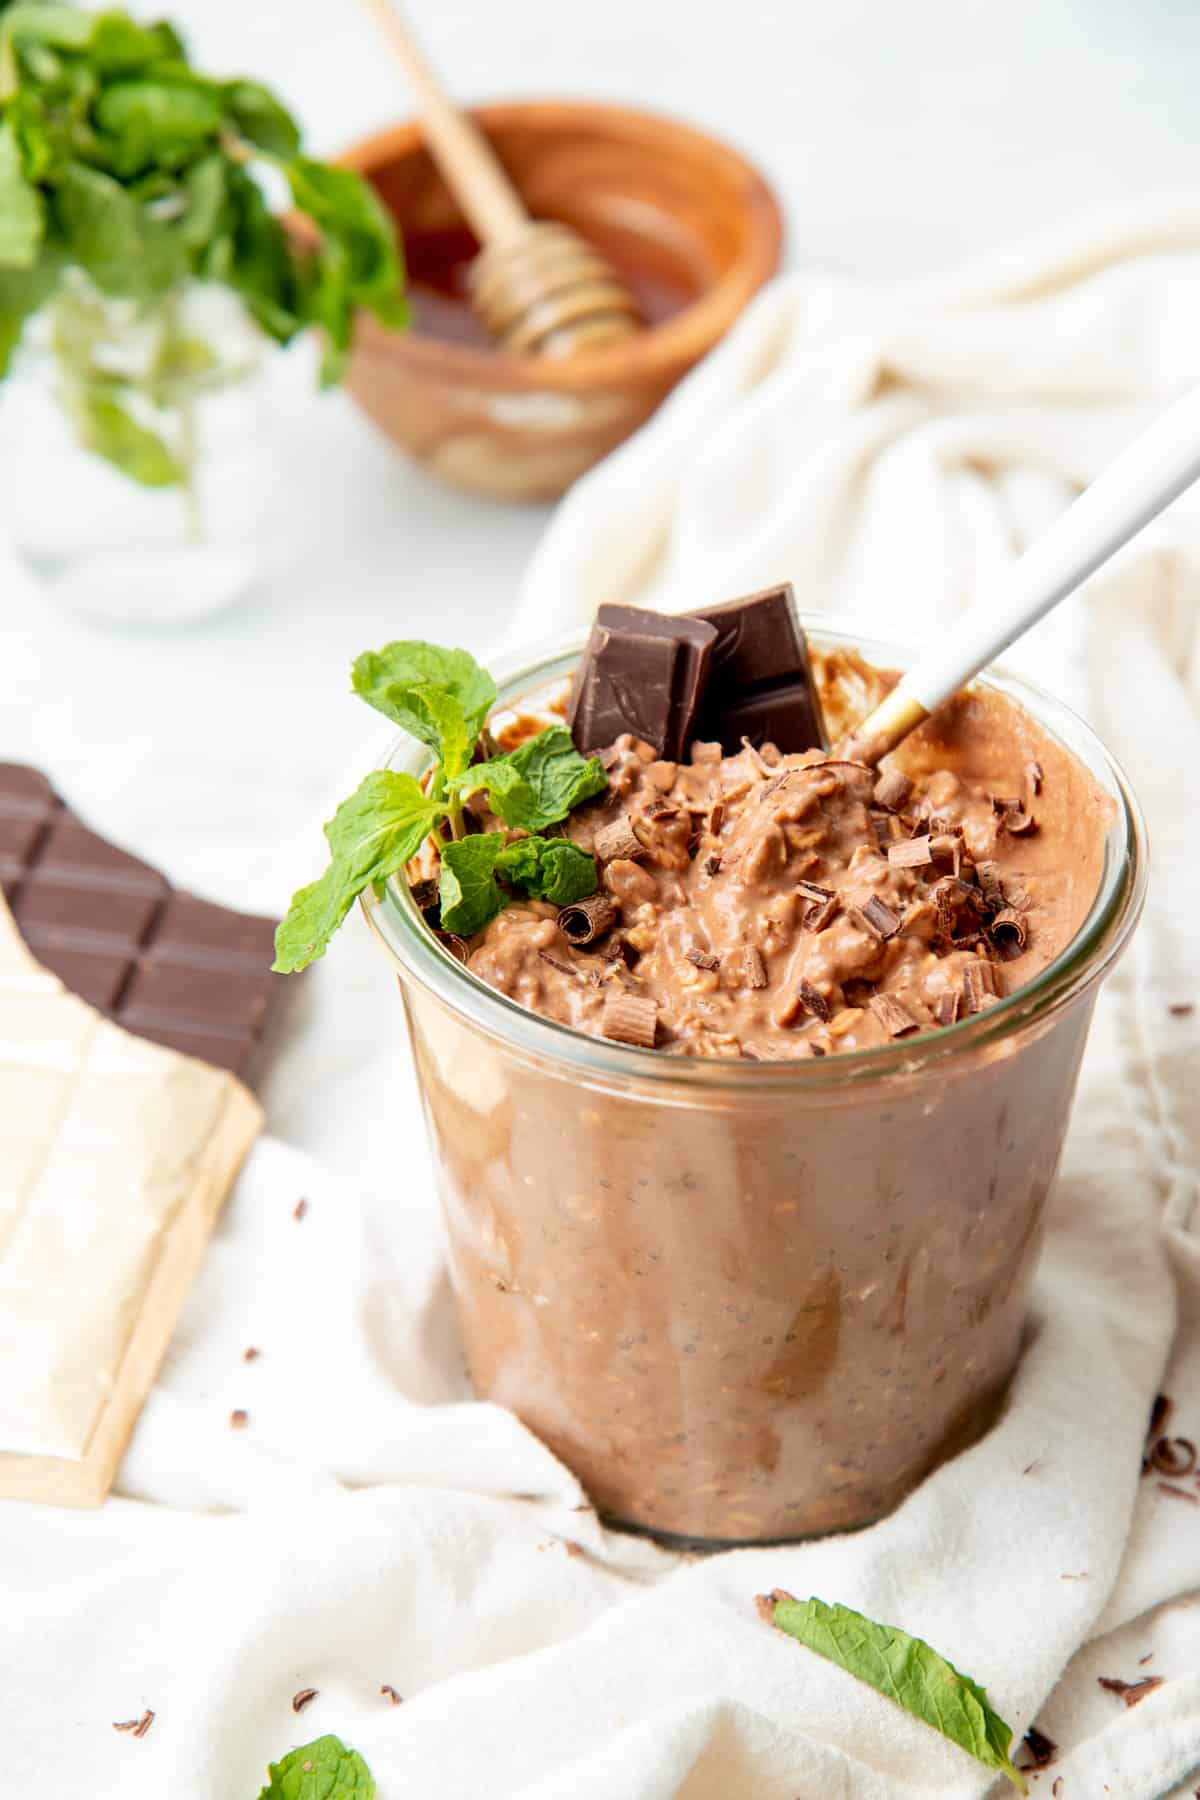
<box><xmin>0</xmin><ymin>762</ymin><xmax>293</xmax><ymax>1088</ymax></box>
<box><xmin>565</xmin><ymin>604</ymin><xmax>718</xmax><ymax>761</ymax></box>
<box><xmin>689</xmin><ymin>583</ymin><xmax>827</xmax><ymax>754</ymax></box>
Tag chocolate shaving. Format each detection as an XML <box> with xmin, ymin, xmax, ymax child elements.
<box><xmin>796</xmin><ymin>981</ymin><xmax>831</xmax><ymax>1023</ymax></box>
<box><xmin>1026</xmin><ymin>758</ymin><xmax>1044</xmax><ymax>796</ymax></box>
<box><xmin>1097</xmin><ymin>1675</ymin><xmax>1164</xmax><ymax>1706</ymax></box>
<box><xmin>803</xmin><ymin>894</ymin><xmax>840</xmax><ymax>933</ymax></box>
<box><xmin>1151</xmin><ymin>1435</ymin><xmax>1198</xmax><ymax>1476</ymax></box>
<box><xmin>996</xmin><ymin>798</ymin><xmax>1038</xmax><ymax>835</ymax></box>
<box><xmin>990</xmin><ymin>907</ymin><xmax>1028</xmax><ymax>961</ymax></box>
<box><xmin>703</xmin><ymin>852</ymin><xmax>722</xmax><ymax>876</ymax></box>
<box><xmin>538</xmin><ymin>949</ymin><xmax>599</xmax><ymax>986</ymax></box>
<box><xmin>243</xmin><ymin>1346</ymin><xmax>261</xmax><ymax>1362</ymax></box>
<box><xmin>601</xmin><ymin>991</ymin><xmax>658</xmax><ymax>1047</ymax></box>
<box><xmin>887</xmin><ymin>837</ymin><xmax>933</xmax><ymax>869</ymax></box>
<box><xmin>685</xmin><ymin>947</ymin><xmax>721</xmax><ymax>972</ymax></box>
<box><xmin>974</xmin><ymin>859</ymin><xmax>1005</xmax><ymax>910</ymax></box>
<box><xmin>380</xmin><ymin>1684</ymin><xmax>403</xmax><ymax>1705</ymax></box>
<box><xmin>708</xmin><ymin>799</ymin><xmax>725</xmax><ymax>836</ymax></box>
<box><xmin>643</xmin><ymin>799</ymin><xmax>679</xmax><ymax>822</ymax></box>
<box><xmin>558</xmin><ymin>893</ymin><xmax>618</xmax><ymax>947</ymax></box>
<box><xmin>961</xmin><ymin>958</ymin><xmax>1000</xmax><ymax>1014</ymax></box>
<box><xmin>292</xmin><ymin>1688</ymin><xmax>319</xmax><ymax>1714</ymax></box>
<box><xmin>872</xmin><ymin>768</ymin><xmax>913</xmax><ymax>811</ymax></box>
<box><xmin>434</xmin><ymin>930</ymin><xmax>470</xmax><ymax>965</ymax></box>
<box><xmin>1169</xmin><ymin>1001</ymin><xmax>1194</xmax><ymax>1017</ymax></box>
<box><xmin>594</xmin><ymin>814</ymin><xmax>643</xmax><ymax>862</ymax></box>
<box><xmin>854</xmin><ymin>895</ymin><xmax>902</xmax><ymax>941</ymax></box>
<box><xmin>1020</xmin><ymin>1726</ymin><xmax>1058</xmax><ymax>1769</ymax></box>
<box><xmin>114</xmin><ymin>1710</ymin><xmax>155</xmax><ymax>1736</ymax></box>
<box><xmin>1157</xmin><ymin>1480</ymin><xmax>1199</xmax><ymax>1504</ymax></box>
<box><xmin>796</xmin><ymin>880</ymin><xmax>834</xmax><ymax>903</ymax></box>
<box><xmin>229</xmin><ymin>1408</ymin><xmax>248</xmax><ymax>1428</ymax></box>
<box><xmin>928</xmin><ymin>833</ymin><xmax>962</xmax><ymax>875</ymax></box>
<box><xmin>869</xmin><ymin>993</ymin><xmax>920</xmax><ymax>1038</ymax></box>
<box><xmin>1149</xmin><ymin>1393</ymin><xmax>1172</xmax><ymax>1438</ymax></box>
<box><xmin>935</xmin><ymin>990</ymin><xmax>960</xmax><ymax>1027</ymax></box>
<box><xmin>870</xmin><ymin>812</ymin><xmax>891</xmax><ymax>851</ymax></box>
<box><xmin>293</xmin><ymin>1197</ymin><xmax>308</xmax><ymax>1222</ymax></box>
<box><xmin>740</xmin><ymin>946</ymin><xmax>768</xmax><ymax>989</ymax></box>
<box><xmin>409</xmin><ymin>877</ymin><xmax>440</xmax><ymax>915</ymax></box>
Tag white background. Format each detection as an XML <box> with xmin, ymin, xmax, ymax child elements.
<box><xmin>8</xmin><ymin>0</ymin><xmax>1200</xmax><ymax>881</ymax></box>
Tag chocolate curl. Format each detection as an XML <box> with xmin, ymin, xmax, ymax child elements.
<box><xmin>593</xmin><ymin>814</ymin><xmax>643</xmax><ymax>862</ymax></box>
<box><xmin>600</xmin><ymin>991</ymin><xmax>658</xmax><ymax>1047</ymax></box>
<box><xmin>872</xmin><ymin>767</ymin><xmax>912</xmax><ymax>810</ymax></box>
<box><xmin>558</xmin><ymin>894</ymin><xmax>618</xmax><ymax>947</ymax></box>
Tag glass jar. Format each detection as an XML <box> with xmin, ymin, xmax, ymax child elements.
<box><xmin>0</xmin><ymin>277</ymin><xmax>269</xmax><ymax>627</ymax></box>
<box><xmin>364</xmin><ymin>622</ymin><xmax>1146</xmax><ymax>1547</ymax></box>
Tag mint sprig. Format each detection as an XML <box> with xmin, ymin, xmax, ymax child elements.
<box><xmin>0</xmin><ymin>0</ymin><xmax>408</xmax><ymax>472</ymax></box>
<box><xmin>275</xmin><ymin>640</ymin><xmax>606</xmax><ymax>971</ymax></box>
<box><xmin>257</xmin><ymin>1734</ymin><xmax>374</xmax><ymax>1799</ymax></box>
<box><xmin>759</xmin><ymin>1592</ymin><xmax>1026</xmax><ymax>1792</ymax></box>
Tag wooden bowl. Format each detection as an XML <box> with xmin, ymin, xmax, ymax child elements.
<box><xmin>337</xmin><ymin>100</ymin><xmax>783</xmax><ymax>501</ymax></box>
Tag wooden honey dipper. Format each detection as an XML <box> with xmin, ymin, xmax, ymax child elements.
<box><xmin>360</xmin><ymin>0</ymin><xmax>642</xmax><ymax>356</ymax></box>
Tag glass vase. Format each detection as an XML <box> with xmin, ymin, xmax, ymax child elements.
<box><xmin>0</xmin><ymin>276</ymin><xmax>271</xmax><ymax>627</ymax></box>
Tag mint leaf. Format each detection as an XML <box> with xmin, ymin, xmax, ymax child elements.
<box><xmin>0</xmin><ymin>118</ymin><xmax>43</xmax><ymax>267</ymax></box>
<box><xmin>222</xmin><ymin>79</ymin><xmax>300</xmax><ymax>159</ymax></box>
<box><xmin>438</xmin><ymin>833</ymin><xmax>507</xmax><ymax>937</ymax></box>
<box><xmin>77</xmin><ymin>388</ymin><xmax>182</xmax><ymax>484</ymax></box>
<box><xmin>258</xmin><ymin>1733</ymin><xmax>375</xmax><ymax>1800</ymax></box>
<box><xmin>94</xmin><ymin>75</ymin><xmax>224</xmax><ymax>179</ymax></box>
<box><xmin>274</xmin><ymin>771</ymin><xmax>443</xmax><ymax>972</ymax></box>
<box><xmin>351</xmin><ymin>642</ymin><xmax>496</xmax><ymax>777</ymax></box>
<box><xmin>499</xmin><ymin>836</ymin><xmax>597</xmax><ymax>906</ymax></box>
<box><xmin>439</xmin><ymin>832</ymin><xmax>598</xmax><ymax>936</ymax></box>
<box><xmin>763</xmin><ymin>1594</ymin><xmax>1026</xmax><ymax>1793</ymax></box>
<box><xmin>54</xmin><ymin>160</ymin><xmax>183</xmax><ymax>299</ymax></box>
<box><xmin>457</xmin><ymin>726</ymin><xmax>608</xmax><ymax>833</ymax></box>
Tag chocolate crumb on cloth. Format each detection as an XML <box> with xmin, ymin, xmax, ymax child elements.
<box><xmin>0</xmin><ymin>762</ymin><xmax>295</xmax><ymax>1087</ymax></box>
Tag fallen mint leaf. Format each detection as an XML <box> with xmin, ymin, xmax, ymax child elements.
<box><xmin>761</xmin><ymin>1593</ymin><xmax>1026</xmax><ymax>1793</ymax></box>
<box><xmin>257</xmin><ymin>1733</ymin><xmax>375</xmax><ymax>1799</ymax></box>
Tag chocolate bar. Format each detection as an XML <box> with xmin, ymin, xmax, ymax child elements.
<box><xmin>689</xmin><ymin>583</ymin><xmax>827</xmax><ymax>755</ymax></box>
<box><xmin>0</xmin><ymin>762</ymin><xmax>291</xmax><ymax>1087</ymax></box>
<box><xmin>565</xmin><ymin>604</ymin><xmax>717</xmax><ymax>761</ymax></box>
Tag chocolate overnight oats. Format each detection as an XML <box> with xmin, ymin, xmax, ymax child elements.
<box><xmin>279</xmin><ymin>588</ymin><xmax>1144</xmax><ymax>1544</ymax></box>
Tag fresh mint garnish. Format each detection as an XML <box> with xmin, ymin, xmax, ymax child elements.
<box><xmin>257</xmin><ymin>1733</ymin><xmax>375</xmax><ymax>1799</ymax></box>
<box><xmin>276</xmin><ymin>641</ymin><xmax>604</xmax><ymax>971</ymax></box>
<box><xmin>274</xmin><ymin>772</ymin><xmax>442</xmax><ymax>973</ymax></box>
<box><xmin>439</xmin><ymin>832</ymin><xmax>597</xmax><ymax>936</ymax></box>
<box><xmin>759</xmin><ymin>1592</ymin><xmax>1026</xmax><ymax>1793</ymax></box>
<box><xmin>456</xmin><ymin>724</ymin><xmax>609</xmax><ymax>833</ymax></box>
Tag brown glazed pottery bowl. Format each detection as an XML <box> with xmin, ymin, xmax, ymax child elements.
<box><xmin>336</xmin><ymin>100</ymin><xmax>783</xmax><ymax>501</ymax></box>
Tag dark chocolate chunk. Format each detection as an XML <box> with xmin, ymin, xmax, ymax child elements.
<box><xmin>566</xmin><ymin>605</ymin><xmax>717</xmax><ymax>760</ymax></box>
<box><xmin>688</xmin><ymin>583</ymin><xmax>827</xmax><ymax>755</ymax></box>
<box><xmin>0</xmin><ymin>762</ymin><xmax>294</xmax><ymax>1089</ymax></box>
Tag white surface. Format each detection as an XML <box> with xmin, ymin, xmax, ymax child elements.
<box><xmin>4</xmin><ymin>6</ymin><xmax>1200</xmax><ymax>1798</ymax></box>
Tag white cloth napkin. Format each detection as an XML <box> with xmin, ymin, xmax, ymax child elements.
<box><xmin>8</xmin><ymin>201</ymin><xmax>1200</xmax><ymax>1800</ymax></box>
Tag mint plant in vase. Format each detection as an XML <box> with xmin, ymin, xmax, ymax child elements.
<box><xmin>0</xmin><ymin>2</ymin><xmax>407</xmax><ymax>624</ymax></box>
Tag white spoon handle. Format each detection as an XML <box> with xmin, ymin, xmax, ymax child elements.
<box><xmin>850</xmin><ymin>382</ymin><xmax>1200</xmax><ymax>760</ymax></box>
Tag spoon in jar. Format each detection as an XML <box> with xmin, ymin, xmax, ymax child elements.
<box><xmin>843</xmin><ymin>383</ymin><xmax>1200</xmax><ymax>764</ymax></box>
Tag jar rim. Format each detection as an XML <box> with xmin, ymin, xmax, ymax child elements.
<box><xmin>362</xmin><ymin>616</ymin><xmax>1147</xmax><ymax>1092</ymax></box>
